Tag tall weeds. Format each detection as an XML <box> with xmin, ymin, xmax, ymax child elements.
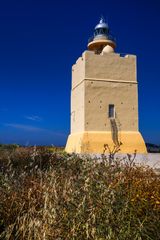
<box><xmin>0</xmin><ymin>147</ymin><xmax>160</xmax><ymax>239</ymax></box>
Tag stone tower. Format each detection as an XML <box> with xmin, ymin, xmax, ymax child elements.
<box><xmin>65</xmin><ymin>17</ymin><xmax>147</xmax><ymax>154</ymax></box>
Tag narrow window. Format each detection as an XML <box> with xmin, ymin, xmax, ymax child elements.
<box><xmin>108</xmin><ymin>104</ymin><xmax>115</xmax><ymax>118</ymax></box>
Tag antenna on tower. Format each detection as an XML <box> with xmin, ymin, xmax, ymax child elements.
<box><xmin>100</xmin><ymin>14</ymin><xmax>105</xmax><ymax>23</ymax></box>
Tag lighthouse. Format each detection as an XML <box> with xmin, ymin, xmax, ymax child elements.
<box><xmin>65</xmin><ymin>17</ymin><xmax>147</xmax><ymax>154</ymax></box>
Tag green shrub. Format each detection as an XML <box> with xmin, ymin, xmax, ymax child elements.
<box><xmin>0</xmin><ymin>147</ymin><xmax>160</xmax><ymax>239</ymax></box>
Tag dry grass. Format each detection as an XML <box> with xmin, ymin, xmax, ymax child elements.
<box><xmin>0</xmin><ymin>146</ymin><xmax>160</xmax><ymax>239</ymax></box>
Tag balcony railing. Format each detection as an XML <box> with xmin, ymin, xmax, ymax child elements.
<box><xmin>88</xmin><ymin>34</ymin><xmax>116</xmax><ymax>44</ymax></box>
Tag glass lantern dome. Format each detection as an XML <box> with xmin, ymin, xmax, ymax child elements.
<box><xmin>94</xmin><ymin>17</ymin><xmax>109</xmax><ymax>39</ymax></box>
<box><xmin>87</xmin><ymin>17</ymin><xmax>116</xmax><ymax>52</ymax></box>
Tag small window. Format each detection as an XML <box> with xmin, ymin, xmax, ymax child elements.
<box><xmin>108</xmin><ymin>104</ymin><xmax>115</xmax><ymax>118</ymax></box>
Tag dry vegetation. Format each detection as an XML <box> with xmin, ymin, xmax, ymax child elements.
<box><xmin>0</xmin><ymin>146</ymin><xmax>160</xmax><ymax>239</ymax></box>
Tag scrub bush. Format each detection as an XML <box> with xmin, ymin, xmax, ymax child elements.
<box><xmin>0</xmin><ymin>147</ymin><xmax>160</xmax><ymax>239</ymax></box>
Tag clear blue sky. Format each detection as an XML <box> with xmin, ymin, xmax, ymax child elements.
<box><xmin>0</xmin><ymin>0</ymin><xmax>160</xmax><ymax>146</ymax></box>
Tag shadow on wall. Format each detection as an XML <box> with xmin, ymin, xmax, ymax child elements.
<box><xmin>103</xmin><ymin>118</ymin><xmax>122</xmax><ymax>162</ymax></box>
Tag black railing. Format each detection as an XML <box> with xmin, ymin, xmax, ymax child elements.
<box><xmin>88</xmin><ymin>34</ymin><xmax>116</xmax><ymax>44</ymax></box>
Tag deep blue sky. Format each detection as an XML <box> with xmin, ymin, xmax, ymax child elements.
<box><xmin>0</xmin><ymin>0</ymin><xmax>160</xmax><ymax>146</ymax></box>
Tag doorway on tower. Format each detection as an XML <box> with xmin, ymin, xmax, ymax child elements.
<box><xmin>108</xmin><ymin>104</ymin><xmax>115</xmax><ymax>118</ymax></box>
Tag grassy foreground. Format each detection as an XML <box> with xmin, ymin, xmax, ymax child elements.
<box><xmin>0</xmin><ymin>146</ymin><xmax>160</xmax><ymax>239</ymax></box>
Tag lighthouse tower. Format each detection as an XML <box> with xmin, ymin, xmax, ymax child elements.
<box><xmin>65</xmin><ymin>17</ymin><xmax>147</xmax><ymax>154</ymax></box>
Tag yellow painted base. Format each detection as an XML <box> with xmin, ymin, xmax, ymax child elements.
<box><xmin>65</xmin><ymin>131</ymin><xmax>147</xmax><ymax>154</ymax></box>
